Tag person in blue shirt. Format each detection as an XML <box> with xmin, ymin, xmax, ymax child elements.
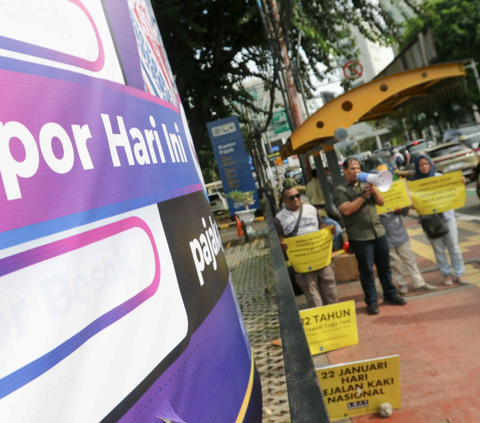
<box><xmin>380</xmin><ymin>207</ymin><xmax>437</xmax><ymax>294</ymax></box>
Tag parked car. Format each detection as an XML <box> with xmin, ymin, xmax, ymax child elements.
<box><xmin>473</xmin><ymin>163</ymin><xmax>480</xmax><ymax>199</ymax></box>
<box><xmin>408</xmin><ymin>142</ymin><xmax>477</xmax><ymax>178</ymax></box>
<box><xmin>456</xmin><ymin>132</ymin><xmax>480</xmax><ymax>155</ymax></box>
<box><xmin>442</xmin><ymin>125</ymin><xmax>480</xmax><ymax>143</ymax></box>
<box><xmin>208</xmin><ymin>192</ymin><xmax>228</xmax><ymax>214</ymax></box>
<box><xmin>286</xmin><ymin>167</ymin><xmax>305</xmax><ymax>185</ymax></box>
<box><xmin>372</xmin><ymin>147</ymin><xmax>391</xmax><ymax>155</ymax></box>
<box><xmin>344</xmin><ymin>152</ymin><xmax>372</xmax><ymax>170</ymax></box>
<box><xmin>365</xmin><ymin>151</ymin><xmax>397</xmax><ymax>173</ymax></box>
<box><xmin>399</xmin><ymin>139</ymin><xmax>436</xmax><ymax>167</ymax></box>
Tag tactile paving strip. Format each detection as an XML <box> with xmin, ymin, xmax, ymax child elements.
<box><xmin>225</xmin><ymin>238</ymin><xmax>291</xmax><ymax>423</ymax></box>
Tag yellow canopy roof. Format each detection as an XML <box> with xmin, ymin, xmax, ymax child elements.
<box><xmin>281</xmin><ymin>62</ymin><xmax>466</xmax><ymax>159</ymax></box>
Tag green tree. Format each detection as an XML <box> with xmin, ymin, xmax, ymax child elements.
<box><xmin>402</xmin><ymin>0</ymin><xmax>480</xmax><ymax>63</ymax></box>
<box><xmin>152</xmin><ymin>0</ymin><xmax>402</xmax><ymax>182</ymax></box>
<box><xmin>401</xmin><ymin>0</ymin><xmax>480</xmax><ymax>131</ymax></box>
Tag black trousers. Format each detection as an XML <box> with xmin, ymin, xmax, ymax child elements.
<box><xmin>349</xmin><ymin>235</ymin><xmax>398</xmax><ymax>305</ymax></box>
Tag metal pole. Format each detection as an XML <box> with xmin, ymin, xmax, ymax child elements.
<box><xmin>324</xmin><ymin>144</ymin><xmax>343</xmax><ymax>187</ymax></box>
<box><xmin>375</xmin><ymin>134</ymin><xmax>382</xmax><ymax>150</ymax></box>
<box><xmin>277</xmin><ymin>70</ymin><xmax>295</xmax><ymax>134</ymax></box>
<box><xmin>266</xmin><ymin>135</ymin><xmax>281</xmax><ymax>179</ymax></box>
<box><xmin>264</xmin><ymin>195</ymin><xmax>331</xmax><ymax>423</ymax></box>
<box><xmin>468</xmin><ymin>59</ymin><xmax>480</xmax><ymax>95</ymax></box>
<box><xmin>260</xmin><ymin>133</ymin><xmax>275</xmax><ymax>185</ymax></box>
<box><xmin>296</xmin><ymin>31</ymin><xmax>310</xmax><ymax>119</ymax></box>
<box><xmin>402</xmin><ymin>118</ymin><xmax>410</xmax><ymax>143</ymax></box>
<box><xmin>255</xmin><ymin>0</ymin><xmax>295</xmax><ymax>137</ymax></box>
<box><xmin>313</xmin><ymin>154</ymin><xmax>334</xmax><ymax>211</ymax></box>
<box><xmin>260</xmin><ymin>0</ymin><xmax>311</xmax><ymax>183</ymax></box>
<box><xmin>267</xmin><ymin>0</ymin><xmax>303</xmax><ymax>129</ymax></box>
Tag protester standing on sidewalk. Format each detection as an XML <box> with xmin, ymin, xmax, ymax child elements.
<box><xmin>283</xmin><ymin>172</ymin><xmax>298</xmax><ymax>189</ymax></box>
<box><xmin>380</xmin><ymin>207</ymin><xmax>438</xmax><ymax>294</ymax></box>
<box><xmin>306</xmin><ymin>169</ymin><xmax>327</xmax><ymax>217</ymax></box>
<box><xmin>275</xmin><ymin>187</ymin><xmax>339</xmax><ymax>308</ymax></box>
<box><xmin>392</xmin><ymin>148</ymin><xmax>405</xmax><ymax>168</ymax></box>
<box><xmin>413</xmin><ymin>155</ymin><xmax>469</xmax><ymax>286</ymax></box>
<box><xmin>334</xmin><ymin>158</ymin><xmax>407</xmax><ymax>315</ymax></box>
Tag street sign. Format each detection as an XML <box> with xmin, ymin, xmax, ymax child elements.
<box><xmin>270</xmin><ymin>110</ymin><xmax>291</xmax><ymax>134</ymax></box>
<box><xmin>343</xmin><ymin>60</ymin><xmax>363</xmax><ymax>80</ymax></box>
<box><xmin>207</xmin><ymin>116</ymin><xmax>261</xmax><ymax>214</ymax></box>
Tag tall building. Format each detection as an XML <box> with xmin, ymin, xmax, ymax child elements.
<box><xmin>349</xmin><ymin>26</ymin><xmax>395</xmax><ymax>85</ymax></box>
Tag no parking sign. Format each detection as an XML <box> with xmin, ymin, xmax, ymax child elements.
<box><xmin>343</xmin><ymin>60</ymin><xmax>363</xmax><ymax>80</ymax></box>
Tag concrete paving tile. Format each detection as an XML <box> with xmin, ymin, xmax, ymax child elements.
<box><xmin>223</xmin><ymin>215</ymin><xmax>480</xmax><ymax>422</ymax></box>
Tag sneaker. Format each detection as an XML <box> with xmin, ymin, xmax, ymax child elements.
<box><xmin>367</xmin><ymin>303</ymin><xmax>379</xmax><ymax>315</ymax></box>
<box><xmin>415</xmin><ymin>284</ymin><xmax>438</xmax><ymax>292</ymax></box>
<box><xmin>384</xmin><ymin>295</ymin><xmax>407</xmax><ymax>306</ymax></box>
<box><xmin>443</xmin><ymin>276</ymin><xmax>453</xmax><ymax>286</ymax></box>
<box><xmin>399</xmin><ymin>286</ymin><xmax>409</xmax><ymax>295</ymax></box>
<box><xmin>456</xmin><ymin>276</ymin><xmax>469</xmax><ymax>285</ymax></box>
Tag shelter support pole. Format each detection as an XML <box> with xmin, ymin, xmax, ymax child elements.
<box><xmin>312</xmin><ymin>153</ymin><xmax>335</xmax><ymax>211</ymax></box>
<box><xmin>468</xmin><ymin>59</ymin><xmax>480</xmax><ymax>95</ymax></box>
<box><xmin>323</xmin><ymin>143</ymin><xmax>343</xmax><ymax>187</ymax></box>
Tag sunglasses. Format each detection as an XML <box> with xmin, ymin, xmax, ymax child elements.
<box><xmin>286</xmin><ymin>194</ymin><xmax>301</xmax><ymax>201</ymax></box>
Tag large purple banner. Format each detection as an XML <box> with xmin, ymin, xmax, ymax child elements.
<box><xmin>0</xmin><ymin>1</ymin><xmax>261</xmax><ymax>422</ymax></box>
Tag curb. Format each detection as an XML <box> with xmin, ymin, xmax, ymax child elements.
<box><xmin>218</xmin><ymin>216</ymin><xmax>265</xmax><ymax>230</ymax></box>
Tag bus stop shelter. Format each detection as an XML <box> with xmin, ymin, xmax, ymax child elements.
<box><xmin>280</xmin><ymin>62</ymin><xmax>467</xmax><ymax>210</ymax></box>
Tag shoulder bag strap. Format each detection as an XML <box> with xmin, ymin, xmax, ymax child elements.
<box><xmin>287</xmin><ymin>204</ymin><xmax>303</xmax><ymax>238</ymax></box>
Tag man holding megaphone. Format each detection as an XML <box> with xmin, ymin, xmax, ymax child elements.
<box><xmin>333</xmin><ymin>158</ymin><xmax>406</xmax><ymax>315</ymax></box>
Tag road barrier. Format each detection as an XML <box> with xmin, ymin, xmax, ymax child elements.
<box><xmin>264</xmin><ymin>193</ymin><xmax>331</xmax><ymax>423</ymax></box>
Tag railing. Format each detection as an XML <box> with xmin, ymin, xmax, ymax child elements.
<box><xmin>263</xmin><ymin>193</ymin><xmax>331</xmax><ymax>423</ymax></box>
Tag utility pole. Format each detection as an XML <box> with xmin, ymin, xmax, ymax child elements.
<box><xmin>267</xmin><ymin>0</ymin><xmax>303</xmax><ymax>130</ymax></box>
<box><xmin>258</xmin><ymin>0</ymin><xmax>311</xmax><ymax>183</ymax></box>
<box><xmin>465</xmin><ymin>60</ymin><xmax>480</xmax><ymax>124</ymax></box>
<box><xmin>266</xmin><ymin>0</ymin><xmax>311</xmax><ymax>182</ymax></box>
<box><xmin>296</xmin><ymin>31</ymin><xmax>310</xmax><ymax>119</ymax></box>
<box><xmin>255</xmin><ymin>0</ymin><xmax>295</xmax><ymax>132</ymax></box>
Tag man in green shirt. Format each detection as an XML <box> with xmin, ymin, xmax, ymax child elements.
<box><xmin>333</xmin><ymin>158</ymin><xmax>406</xmax><ymax>315</ymax></box>
<box><xmin>283</xmin><ymin>172</ymin><xmax>298</xmax><ymax>189</ymax></box>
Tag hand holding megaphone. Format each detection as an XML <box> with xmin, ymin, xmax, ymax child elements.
<box><xmin>357</xmin><ymin>171</ymin><xmax>393</xmax><ymax>192</ymax></box>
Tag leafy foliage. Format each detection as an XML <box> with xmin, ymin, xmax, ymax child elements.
<box><xmin>399</xmin><ymin>0</ymin><xmax>480</xmax><ymax>132</ymax></box>
<box><xmin>152</xmin><ymin>0</ymin><xmax>402</xmax><ymax>182</ymax></box>
<box><xmin>223</xmin><ymin>189</ymin><xmax>255</xmax><ymax>209</ymax></box>
<box><xmin>402</xmin><ymin>0</ymin><xmax>480</xmax><ymax>63</ymax></box>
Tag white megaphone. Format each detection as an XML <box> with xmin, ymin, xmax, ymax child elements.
<box><xmin>357</xmin><ymin>171</ymin><xmax>392</xmax><ymax>192</ymax></box>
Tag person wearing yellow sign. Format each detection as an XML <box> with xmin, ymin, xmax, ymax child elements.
<box><xmin>413</xmin><ymin>155</ymin><xmax>469</xmax><ymax>285</ymax></box>
<box><xmin>275</xmin><ymin>187</ymin><xmax>339</xmax><ymax>308</ymax></box>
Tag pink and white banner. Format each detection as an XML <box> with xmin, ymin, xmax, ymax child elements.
<box><xmin>0</xmin><ymin>1</ymin><xmax>261</xmax><ymax>422</ymax></box>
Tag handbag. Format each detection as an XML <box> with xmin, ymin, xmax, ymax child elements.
<box><xmin>421</xmin><ymin>214</ymin><xmax>449</xmax><ymax>239</ymax></box>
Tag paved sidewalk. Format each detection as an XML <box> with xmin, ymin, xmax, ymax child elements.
<box><xmin>225</xmin><ymin>237</ymin><xmax>291</xmax><ymax>423</ymax></box>
<box><xmin>225</xmin><ymin>214</ymin><xmax>480</xmax><ymax>422</ymax></box>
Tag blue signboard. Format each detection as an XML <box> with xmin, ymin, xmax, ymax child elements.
<box><xmin>207</xmin><ymin>116</ymin><xmax>261</xmax><ymax>214</ymax></box>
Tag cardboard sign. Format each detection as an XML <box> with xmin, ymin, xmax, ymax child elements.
<box><xmin>317</xmin><ymin>355</ymin><xmax>401</xmax><ymax>421</ymax></box>
<box><xmin>375</xmin><ymin>179</ymin><xmax>412</xmax><ymax>215</ymax></box>
<box><xmin>408</xmin><ymin>171</ymin><xmax>466</xmax><ymax>215</ymax></box>
<box><xmin>284</xmin><ymin>228</ymin><xmax>333</xmax><ymax>273</ymax></box>
<box><xmin>300</xmin><ymin>301</ymin><xmax>358</xmax><ymax>355</ymax></box>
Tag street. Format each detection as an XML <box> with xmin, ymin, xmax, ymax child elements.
<box><xmin>457</xmin><ymin>181</ymin><xmax>480</xmax><ymax>218</ymax></box>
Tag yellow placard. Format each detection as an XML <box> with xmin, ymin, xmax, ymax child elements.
<box><xmin>299</xmin><ymin>301</ymin><xmax>358</xmax><ymax>355</ymax></box>
<box><xmin>375</xmin><ymin>179</ymin><xmax>412</xmax><ymax>215</ymax></box>
<box><xmin>284</xmin><ymin>228</ymin><xmax>332</xmax><ymax>273</ymax></box>
<box><xmin>317</xmin><ymin>355</ymin><xmax>401</xmax><ymax>421</ymax></box>
<box><xmin>407</xmin><ymin>171</ymin><xmax>466</xmax><ymax>215</ymax></box>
